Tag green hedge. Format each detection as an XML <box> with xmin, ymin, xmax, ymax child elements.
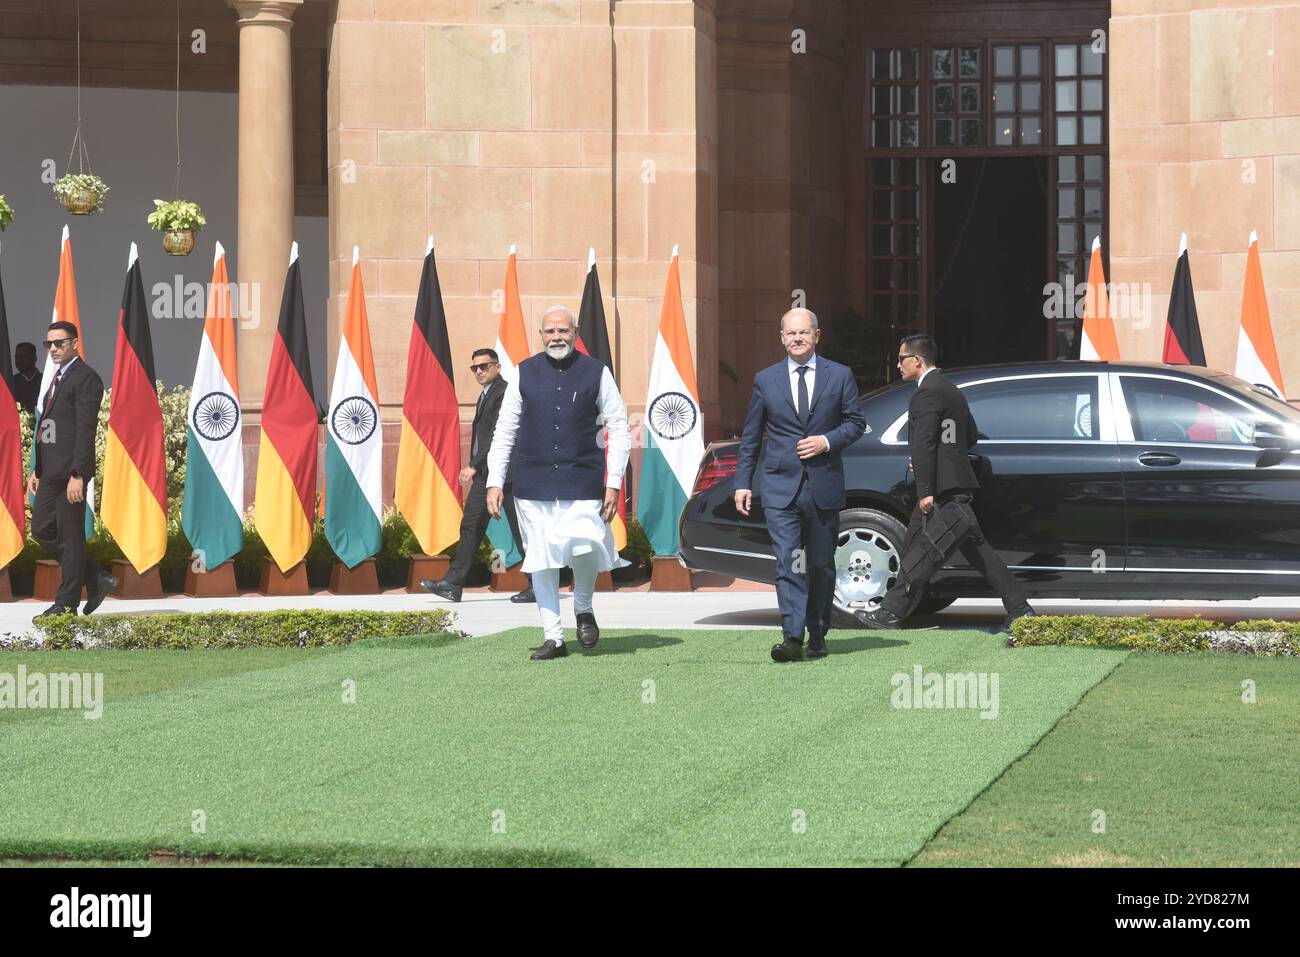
<box><xmin>1009</xmin><ymin>614</ymin><xmax>1300</xmax><ymax>657</ymax></box>
<box><xmin>4</xmin><ymin>609</ymin><xmax>459</xmax><ymax>651</ymax></box>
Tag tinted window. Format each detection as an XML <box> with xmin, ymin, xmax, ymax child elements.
<box><xmin>965</xmin><ymin>376</ymin><xmax>1100</xmax><ymax>440</ymax></box>
<box><xmin>1121</xmin><ymin>377</ymin><xmax>1254</xmax><ymax>445</ymax></box>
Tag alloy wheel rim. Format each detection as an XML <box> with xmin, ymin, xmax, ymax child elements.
<box><xmin>833</xmin><ymin>526</ymin><xmax>900</xmax><ymax>612</ymax></box>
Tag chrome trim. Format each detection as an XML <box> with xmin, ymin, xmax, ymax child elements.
<box><xmin>1123</xmin><ymin>566</ymin><xmax>1300</xmax><ymax>575</ymax></box>
<box><xmin>694</xmin><ymin>545</ymin><xmax>778</xmax><ymax>561</ymax></box>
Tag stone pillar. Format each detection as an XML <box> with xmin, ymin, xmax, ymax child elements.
<box><xmin>228</xmin><ymin>0</ymin><xmax>301</xmax><ymax>411</ymax></box>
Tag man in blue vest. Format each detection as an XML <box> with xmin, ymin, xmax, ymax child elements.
<box><xmin>734</xmin><ymin>308</ymin><xmax>866</xmax><ymax>662</ymax></box>
<box><xmin>486</xmin><ymin>306</ymin><xmax>631</xmax><ymax>661</ymax></box>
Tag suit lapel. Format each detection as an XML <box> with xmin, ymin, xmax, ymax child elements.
<box><xmin>770</xmin><ymin>363</ymin><xmax>798</xmax><ymax>419</ymax></box>
<box><xmin>45</xmin><ymin>362</ymin><xmax>73</xmax><ymax>414</ymax></box>
<box><xmin>807</xmin><ymin>359</ymin><xmax>827</xmax><ymax>416</ymax></box>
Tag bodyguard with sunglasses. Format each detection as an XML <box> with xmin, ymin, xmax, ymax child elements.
<box><xmin>856</xmin><ymin>334</ymin><xmax>1034</xmax><ymax>631</ymax></box>
<box><xmin>419</xmin><ymin>348</ymin><xmax>532</xmax><ymax>603</ymax></box>
<box><xmin>26</xmin><ymin>321</ymin><xmax>118</xmax><ymax>619</ymax></box>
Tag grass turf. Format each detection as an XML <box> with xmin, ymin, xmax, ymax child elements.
<box><xmin>910</xmin><ymin>651</ymin><xmax>1300</xmax><ymax>867</ymax></box>
<box><xmin>0</xmin><ymin>629</ymin><xmax>1122</xmax><ymax>866</ymax></box>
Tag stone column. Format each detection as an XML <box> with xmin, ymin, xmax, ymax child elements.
<box><xmin>228</xmin><ymin>0</ymin><xmax>301</xmax><ymax>411</ymax></box>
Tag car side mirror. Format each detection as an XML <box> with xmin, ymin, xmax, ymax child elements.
<box><xmin>1252</xmin><ymin>422</ymin><xmax>1300</xmax><ymax>450</ymax></box>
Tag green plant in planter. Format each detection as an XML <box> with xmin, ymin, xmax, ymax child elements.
<box><xmin>0</xmin><ymin>194</ymin><xmax>13</xmax><ymax>231</ymax></box>
<box><xmin>52</xmin><ymin>173</ymin><xmax>109</xmax><ymax>214</ymax></box>
<box><xmin>147</xmin><ymin>198</ymin><xmax>206</xmax><ymax>232</ymax></box>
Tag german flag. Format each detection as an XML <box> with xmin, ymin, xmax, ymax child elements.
<box><xmin>394</xmin><ymin>237</ymin><xmax>462</xmax><ymax>556</ymax></box>
<box><xmin>255</xmin><ymin>242</ymin><xmax>323</xmax><ymax>572</ymax></box>
<box><xmin>0</xmin><ymin>246</ymin><xmax>24</xmax><ymax>568</ymax></box>
<box><xmin>101</xmin><ymin>244</ymin><xmax>167</xmax><ymax>572</ymax></box>
<box><xmin>1162</xmin><ymin>232</ymin><xmax>1206</xmax><ymax>366</ymax></box>
<box><xmin>575</xmin><ymin>247</ymin><xmax>627</xmax><ymax>550</ymax></box>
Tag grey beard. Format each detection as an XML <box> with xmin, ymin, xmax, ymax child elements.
<box><xmin>546</xmin><ymin>342</ymin><xmax>574</xmax><ymax>360</ymax></box>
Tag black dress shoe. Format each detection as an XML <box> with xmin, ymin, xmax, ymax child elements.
<box><xmin>1002</xmin><ymin>607</ymin><xmax>1039</xmax><ymax>631</ymax></box>
<box><xmin>82</xmin><ymin>572</ymin><xmax>119</xmax><ymax>616</ymax></box>
<box><xmin>34</xmin><ymin>604</ymin><xmax>77</xmax><ymax>620</ymax></box>
<box><xmin>575</xmin><ymin>611</ymin><xmax>599</xmax><ymax>649</ymax></box>
<box><xmin>418</xmin><ymin>578</ymin><xmax>462</xmax><ymax>602</ymax></box>
<box><xmin>530</xmin><ymin>639</ymin><xmax>568</xmax><ymax>661</ymax></box>
<box><xmin>510</xmin><ymin>587</ymin><xmax>536</xmax><ymax>604</ymax></box>
<box><xmin>855</xmin><ymin>607</ymin><xmax>903</xmax><ymax>630</ymax></box>
<box><xmin>770</xmin><ymin>637</ymin><xmax>803</xmax><ymax>663</ymax></box>
<box><xmin>807</xmin><ymin>633</ymin><xmax>828</xmax><ymax>659</ymax></box>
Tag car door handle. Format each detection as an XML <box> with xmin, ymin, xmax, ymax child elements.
<box><xmin>1137</xmin><ymin>451</ymin><xmax>1181</xmax><ymax>467</ymax></box>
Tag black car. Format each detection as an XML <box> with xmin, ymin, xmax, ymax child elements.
<box><xmin>679</xmin><ymin>361</ymin><xmax>1300</xmax><ymax>625</ymax></box>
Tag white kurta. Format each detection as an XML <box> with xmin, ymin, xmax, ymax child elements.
<box><xmin>488</xmin><ymin>361</ymin><xmax>632</xmax><ymax>574</ymax></box>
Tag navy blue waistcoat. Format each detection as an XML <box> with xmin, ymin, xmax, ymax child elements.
<box><xmin>513</xmin><ymin>350</ymin><xmax>606</xmax><ymax>501</ymax></box>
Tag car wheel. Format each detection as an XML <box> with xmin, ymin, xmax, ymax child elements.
<box><xmin>830</xmin><ymin>508</ymin><xmax>908</xmax><ymax>629</ymax></box>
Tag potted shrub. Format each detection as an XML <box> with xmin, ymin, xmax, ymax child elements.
<box><xmin>53</xmin><ymin>173</ymin><xmax>109</xmax><ymax>215</ymax></box>
<box><xmin>147</xmin><ymin>198</ymin><xmax>206</xmax><ymax>256</ymax></box>
<box><xmin>0</xmin><ymin>195</ymin><xmax>12</xmax><ymax>231</ymax></box>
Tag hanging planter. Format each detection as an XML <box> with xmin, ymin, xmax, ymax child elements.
<box><xmin>53</xmin><ymin>174</ymin><xmax>108</xmax><ymax>216</ymax></box>
<box><xmin>0</xmin><ymin>195</ymin><xmax>13</xmax><ymax>232</ymax></box>
<box><xmin>147</xmin><ymin>198</ymin><xmax>206</xmax><ymax>256</ymax></box>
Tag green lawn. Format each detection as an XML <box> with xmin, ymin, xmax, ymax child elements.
<box><xmin>910</xmin><ymin>651</ymin><xmax>1300</xmax><ymax>867</ymax></box>
<box><xmin>0</xmin><ymin>629</ymin><xmax>1123</xmax><ymax>866</ymax></box>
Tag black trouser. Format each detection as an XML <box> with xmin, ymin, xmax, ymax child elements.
<box><xmin>445</xmin><ymin>476</ymin><xmax>529</xmax><ymax>586</ymax></box>
<box><xmin>880</xmin><ymin>491</ymin><xmax>1030</xmax><ymax>618</ymax></box>
<box><xmin>31</xmin><ymin>477</ymin><xmax>101</xmax><ymax>608</ymax></box>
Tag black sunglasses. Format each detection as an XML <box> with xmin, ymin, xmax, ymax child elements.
<box><xmin>469</xmin><ymin>362</ymin><xmax>497</xmax><ymax>373</ymax></box>
<box><xmin>43</xmin><ymin>338</ymin><xmax>76</xmax><ymax>349</ymax></box>
<box><xmin>897</xmin><ymin>353</ymin><xmax>918</xmax><ymax>363</ymax></box>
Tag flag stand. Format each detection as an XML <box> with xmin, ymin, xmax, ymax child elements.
<box><xmin>329</xmin><ymin>558</ymin><xmax>378</xmax><ymax>595</ymax></box>
<box><xmin>650</xmin><ymin>556</ymin><xmax>694</xmax><ymax>592</ymax></box>
<box><xmin>259</xmin><ymin>558</ymin><xmax>308</xmax><ymax>596</ymax></box>
<box><xmin>183</xmin><ymin>561</ymin><xmax>237</xmax><ymax>597</ymax></box>
<box><xmin>405</xmin><ymin>554</ymin><xmax>450</xmax><ymax>593</ymax></box>
<box><xmin>110</xmin><ymin>559</ymin><xmax>163</xmax><ymax>599</ymax></box>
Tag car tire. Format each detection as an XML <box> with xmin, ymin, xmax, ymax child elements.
<box><xmin>829</xmin><ymin>507</ymin><xmax>909</xmax><ymax>629</ymax></box>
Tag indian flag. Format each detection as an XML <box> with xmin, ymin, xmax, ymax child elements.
<box><xmin>637</xmin><ymin>245</ymin><xmax>704</xmax><ymax>556</ymax></box>
<box><xmin>324</xmin><ymin>246</ymin><xmax>382</xmax><ymax>568</ymax></box>
<box><xmin>486</xmin><ymin>244</ymin><xmax>528</xmax><ymax>567</ymax></box>
<box><xmin>182</xmin><ymin>241</ymin><xmax>243</xmax><ymax>572</ymax></box>
<box><xmin>34</xmin><ymin>225</ymin><xmax>93</xmax><ymax>539</ymax></box>
<box><xmin>1079</xmin><ymin>236</ymin><xmax>1120</xmax><ymax>361</ymax></box>
<box><xmin>1234</xmin><ymin>230</ymin><xmax>1285</xmax><ymax>399</ymax></box>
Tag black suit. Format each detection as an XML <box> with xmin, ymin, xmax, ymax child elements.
<box><xmin>446</xmin><ymin>375</ymin><xmax>527</xmax><ymax>585</ymax></box>
<box><xmin>880</xmin><ymin>369</ymin><xmax>1030</xmax><ymax>618</ymax></box>
<box><xmin>31</xmin><ymin>357</ymin><xmax>105</xmax><ymax>608</ymax></box>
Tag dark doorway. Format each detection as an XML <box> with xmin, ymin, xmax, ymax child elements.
<box><xmin>931</xmin><ymin>157</ymin><xmax>1049</xmax><ymax>368</ymax></box>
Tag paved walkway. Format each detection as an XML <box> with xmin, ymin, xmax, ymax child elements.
<box><xmin>5</xmin><ymin>590</ymin><xmax>1300</xmax><ymax>639</ymax></box>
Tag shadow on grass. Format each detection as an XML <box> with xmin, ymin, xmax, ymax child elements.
<box><xmin>581</xmin><ymin>633</ymin><xmax>686</xmax><ymax>656</ymax></box>
<box><xmin>827</xmin><ymin>634</ymin><xmax>911</xmax><ymax>653</ymax></box>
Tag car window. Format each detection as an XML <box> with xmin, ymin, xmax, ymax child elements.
<box><xmin>1121</xmin><ymin>377</ymin><xmax>1254</xmax><ymax>445</ymax></box>
<box><xmin>964</xmin><ymin>377</ymin><xmax>1100</xmax><ymax>440</ymax></box>
<box><xmin>894</xmin><ymin>376</ymin><xmax>1099</xmax><ymax>442</ymax></box>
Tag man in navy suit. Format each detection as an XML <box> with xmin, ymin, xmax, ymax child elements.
<box><xmin>734</xmin><ymin>308</ymin><xmax>866</xmax><ymax>662</ymax></box>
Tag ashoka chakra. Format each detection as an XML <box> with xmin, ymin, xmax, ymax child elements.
<box><xmin>648</xmin><ymin>391</ymin><xmax>697</xmax><ymax>441</ymax></box>
<box><xmin>192</xmin><ymin>391</ymin><xmax>240</xmax><ymax>441</ymax></box>
<box><xmin>332</xmin><ymin>396</ymin><xmax>378</xmax><ymax>445</ymax></box>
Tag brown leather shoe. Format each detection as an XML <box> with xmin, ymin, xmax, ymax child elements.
<box><xmin>530</xmin><ymin>639</ymin><xmax>568</xmax><ymax>661</ymax></box>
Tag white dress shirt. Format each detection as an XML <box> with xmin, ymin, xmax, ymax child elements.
<box><xmin>788</xmin><ymin>354</ymin><xmax>816</xmax><ymax>409</ymax></box>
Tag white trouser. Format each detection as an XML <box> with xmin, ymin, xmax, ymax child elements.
<box><xmin>531</xmin><ymin>548</ymin><xmax>600</xmax><ymax>644</ymax></box>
